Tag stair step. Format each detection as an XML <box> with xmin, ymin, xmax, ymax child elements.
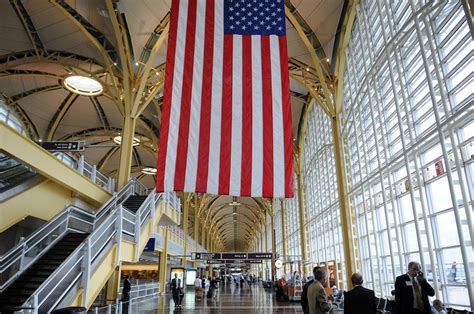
<box><xmin>0</xmin><ymin>232</ymin><xmax>89</xmax><ymax>309</ymax></box>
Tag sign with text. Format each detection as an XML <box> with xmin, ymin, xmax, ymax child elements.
<box><xmin>221</xmin><ymin>253</ymin><xmax>247</xmax><ymax>259</ymax></box>
<box><xmin>193</xmin><ymin>252</ymin><xmax>272</xmax><ymax>260</ymax></box>
<box><xmin>248</xmin><ymin>253</ymin><xmax>273</xmax><ymax>259</ymax></box>
<box><xmin>192</xmin><ymin>252</ymin><xmax>221</xmax><ymax>260</ymax></box>
<box><xmin>40</xmin><ymin>141</ymin><xmax>85</xmax><ymax>152</ymax></box>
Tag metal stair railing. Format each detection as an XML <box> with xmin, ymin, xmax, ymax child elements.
<box><xmin>19</xmin><ymin>185</ymin><xmax>181</xmax><ymax>313</ymax></box>
<box><xmin>91</xmin><ymin>282</ymin><xmax>160</xmax><ymax>314</ymax></box>
<box><xmin>0</xmin><ymin>179</ymin><xmax>137</xmax><ymax>292</ymax></box>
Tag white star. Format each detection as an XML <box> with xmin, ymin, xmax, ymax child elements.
<box><xmin>271</xmin><ymin>12</ymin><xmax>276</xmax><ymax>16</ymax></box>
<box><xmin>265</xmin><ymin>16</ymin><xmax>270</xmax><ymax>20</ymax></box>
<box><xmin>242</xmin><ymin>26</ymin><xmax>247</xmax><ymax>30</ymax></box>
<box><xmin>254</xmin><ymin>25</ymin><xmax>259</xmax><ymax>30</ymax></box>
<box><xmin>278</xmin><ymin>26</ymin><xmax>283</xmax><ymax>31</ymax></box>
<box><xmin>266</xmin><ymin>26</ymin><xmax>271</xmax><ymax>30</ymax></box>
<box><xmin>242</xmin><ymin>16</ymin><xmax>246</xmax><ymax>21</ymax></box>
<box><xmin>230</xmin><ymin>25</ymin><xmax>234</xmax><ymax>29</ymax></box>
<box><xmin>236</xmin><ymin>21</ymin><xmax>241</xmax><ymax>25</ymax></box>
<box><xmin>272</xmin><ymin>21</ymin><xmax>276</xmax><ymax>25</ymax></box>
<box><xmin>230</xmin><ymin>16</ymin><xmax>234</xmax><ymax>20</ymax></box>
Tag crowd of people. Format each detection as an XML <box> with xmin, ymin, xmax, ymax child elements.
<box><xmin>297</xmin><ymin>261</ymin><xmax>450</xmax><ymax>314</ymax></box>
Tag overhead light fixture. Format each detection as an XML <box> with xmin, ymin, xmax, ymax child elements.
<box><xmin>229</xmin><ymin>201</ymin><xmax>240</xmax><ymax>206</ymax></box>
<box><xmin>142</xmin><ymin>167</ymin><xmax>157</xmax><ymax>175</ymax></box>
<box><xmin>63</xmin><ymin>75</ymin><xmax>103</xmax><ymax>96</ymax></box>
<box><xmin>113</xmin><ymin>135</ymin><xmax>140</xmax><ymax>146</ymax></box>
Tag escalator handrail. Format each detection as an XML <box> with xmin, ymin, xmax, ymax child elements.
<box><xmin>0</xmin><ymin>179</ymin><xmax>140</xmax><ymax>292</ymax></box>
<box><xmin>0</xmin><ymin>206</ymin><xmax>94</xmax><ymax>290</ymax></box>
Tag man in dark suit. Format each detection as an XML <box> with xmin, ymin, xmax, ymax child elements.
<box><xmin>395</xmin><ymin>261</ymin><xmax>435</xmax><ymax>314</ymax></box>
<box><xmin>343</xmin><ymin>273</ymin><xmax>376</xmax><ymax>314</ymax></box>
<box><xmin>171</xmin><ymin>273</ymin><xmax>182</xmax><ymax>307</ymax></box>
<box><xmin>301</xmin><ymin>267</ymin><xmax>320</xmax><ymax>314</ymax></box>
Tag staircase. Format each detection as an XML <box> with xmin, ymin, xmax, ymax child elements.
<box><xmin>0</xmin><ymin>232</ymin><xmax>88</xmax><ymax>313</ymax></box>
<box><xmin>0</xmin><ymin>179</ymin><xmax>180</xmax><ymax>313</ymax></box>
<box><xmin>123</xmin><ymin>195</ymin><xmax>148</xmax><ymax>213</ymax></box>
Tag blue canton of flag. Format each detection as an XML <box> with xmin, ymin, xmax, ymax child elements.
<box><xmin>224</xmin><ymin>0</ymin><xmax>286</xmax><ymax>36</ymax></box>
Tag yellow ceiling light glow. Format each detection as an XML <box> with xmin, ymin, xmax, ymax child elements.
<box><xmin>113</xmin><ymin>135</ymin><xmax>140</xmax><ymax>146</ymax></box>
<box><xmin>63</xmin><ymin>75</ymin><xmax>103</xmax><ymax>96</ymax></box>
<box><xmin>142</xmin><ymin>167</ymin><xmax>157</xmax><ymax>175</ymax></box>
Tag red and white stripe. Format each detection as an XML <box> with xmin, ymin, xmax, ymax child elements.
<box><xmin>156</xmin><ymin>0</ymin><xmax>294</xmax><ymax>198</ymax></box>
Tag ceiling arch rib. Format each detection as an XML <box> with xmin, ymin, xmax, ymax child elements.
<box><xmin>90</xmin><ymin>97</ymin><xmax>111</xmax><ymax>130</ymax></box>
<box><xmin>0</xmin><ymin>70</ymin><xmax>62</xmax><ymax>80</ymax></box>
<box><xmin>1</xmin><ymin>95</ymin><xmax>39</xmax><ymax>139</ymax></box>
<box><xmin>10</xmin><ymin>85</ymin><xmax>63</xmax><ymax>105</ymax></box>
<box><xmin>9</xmin><ymin>0</ymin><xmax>47</xmax><ymax>56</ymax></box>
<box><xmin>46</xmin><ymin>92</ymin><xmax>79</xmax><ymax>141</ymax></box>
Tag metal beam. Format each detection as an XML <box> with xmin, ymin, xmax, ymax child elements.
<box><xmin>51</xmin><ymin>0</ymin><xmax>118</xmax><ymax>64</ymax></box>
<box><xmin>131</xmin><ymin>25</ymin><xmax>169</xmax><ymax>116</ymax></box>
<box><xmin>59</xmin><ymin>127</ymin><xmax>122</xmax><ymax>140</ymax></box>
<box><xmin>50</xmin><ymin>0</ymin><xmax>121</xmax><ymax>94</ymax></box>
<box><xmin>0</xmin><ymin>70</ymin><xmax>61</xmax><ymax>80</ymax></box>
<box><xmin>284</xmin><ymin>0</ymin><xmax>329</xmax><ymax>65</ymax></box>
<box><xmin>97</xmin><ymin>147</ymin><xmax>119</xmax><ymax>171</ymax></box>
<box><xmin>90</xmin><ymin>97</ymin><xmax>111</xmax><ymax>130</ymax></box>
<box><xmin>1</xmin><ymin>95</ymin><xmax>39</xmax><ymax>139</ymax></box>
<box><xmin>46</xmin><ymin>92</ymin><xmax>78</xmax><ymax>140</ymax></box>
<box><xmin>334</xmin><ymin>0</ymin><xmax>360</xmax><ymax>115</ymax></box>
<box><xmin>285</xmin><ymin>6</ymin><xmax>334</xmax><ymax>115</ymax></box>
<box><xmin>10</xmin><ymin>85</ymin><xmax>62</xmax><ymax>105</ymax></box>
<box><xmin>105</xmin><ymin>0</ymin><xmax>132</xmax><ymax>109</ymax></box>
<box><xmin>10</xmin><ymin>0</ymin><xmax>47</xmax><ymax>56</ymax></box>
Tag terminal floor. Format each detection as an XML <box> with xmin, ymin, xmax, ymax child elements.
<box><xmin>127</xmin><ymin>283</ymin><xmax>303</xmax><ymax>313</ymax></box>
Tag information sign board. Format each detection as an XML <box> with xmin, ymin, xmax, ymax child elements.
<box><xmin>40</xmin><ymin>141</ymin><xmax>85</xmax><ymax>152</ymax></box>
<box><xmin>192</xmin><ymin>252</ymin><xmax>221</xmax><ymax>260</ymax></box>
<box><xmin>248</xmin><ymin>253</ymin><xmax>272</xmax><ymax>259</ymax></box>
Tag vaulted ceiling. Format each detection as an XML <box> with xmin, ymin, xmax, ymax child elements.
<box><xmin>0</xmin><ymin>0</ymin><xmax>345</xmax><ymax>251</ymax></box>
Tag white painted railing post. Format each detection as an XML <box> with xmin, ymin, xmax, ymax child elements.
<box><xmin>33</xmin><ymin>294</ymin><xmax>38</xmax><ymax>314</ymax></box>
<box><xmin>81</xmin><ymin>238</ymin><xmax>91</xmax><ymax>307</ymax></box>
<box><xmin>78</xmin><ymin>155</ymin><xmax>85</xmax><ymax>174</ymax></box>
<box><xmin>135</xmin><ymin>210</ymin><xmax>141</xmax><ymax>260</ymax></box>
<box><xmin>107</xmin><ymin>304</ymin><xmax>112</xmax><ymax>314</ymax></box>
<box><xmin>91</xmin><ymin>165</ymin><xmax>97</xmax><ymax>183</ymax></box>
<box><xmin>115</xmin><ymin>207</ymin><xmax>123</xmax><ymax>266</ymax></box>
<box><xmin>19</xmin><ymin>239</ymin><xmax>26</xmax><ymax>272</ymax></box>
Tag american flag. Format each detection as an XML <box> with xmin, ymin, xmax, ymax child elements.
<box><xmin>156</xmin><ymin>0</ymin><xmax>294</xmax><ymax>198</ymax></box>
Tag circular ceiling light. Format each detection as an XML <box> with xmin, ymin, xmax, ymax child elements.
<box><xmin>113</xmin><ymin>135</ymin><xmax>140</xmax><ymax>146</ymax></box>
<box><xmin>64</xmin><ymin>75</ymin><xmax>103</xmax><ymax>96</ymax></box>
<box><xmin>142</xmin><ymin>167</ymin><xmax>157</xmax><ymax>175</ymax></box>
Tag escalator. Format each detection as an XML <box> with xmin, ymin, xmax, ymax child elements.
<box><xmin>0</xmin><ymin>152</ymin><xmax>39</xmax><ymax>194</ymax></box>
<box><xmin>0</xmin><ymin>233</ymin><xmax>88</xmax><ymax>313</ymax></box>
<box><xmin>123</xmin><ymin>195</ymin><xmax>148</xmax><ymax>214</ymax></box>
<box><xmin>0</xmin><ymin>179</ymin><xmax>181</xmax><ymax>313</ymax></box>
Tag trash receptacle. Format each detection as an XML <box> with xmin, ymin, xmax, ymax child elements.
<box><xmin>51</xmin><ymin>307</ymin><xmax>87</xmax><ymax>314</ymax></box>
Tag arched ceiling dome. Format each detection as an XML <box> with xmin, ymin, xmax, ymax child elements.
<box><xmin>0</xmin><ymin>0</ymin><xmax>344</xmax><ymax>251</ymax></box>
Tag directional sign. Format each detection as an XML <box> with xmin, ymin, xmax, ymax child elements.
<box><xmin>246</xmin><ymin>260</ymin><xmax>263</xmax><ymax>264</ymax></box>
<box><xmin>248</xmin><ymin>253</ymin><xmax>273</xmax><ymax>259</ymax></box>
<box><xmin>192</xmin><ymin>252</ymin><xmax>221</xmax><ymax>260</ymax></box>
<box><xmin>194</xmin><ymin>252</ymin><xmax>272</xmax><ymax>260</ymax></box>
<box><xmin>40</xmin><ymin>141</ymin><xmax>85</xmax><ymax>152</ymax></box>
<box><xmin>221</xmin><ymin>253</ymin><xmax>247</xmax><ymax>259</ymax></box>
<box><xmin>207</xmin><ymin>260</ymin><xmax>232</xmax><ymax>264</ymax></box>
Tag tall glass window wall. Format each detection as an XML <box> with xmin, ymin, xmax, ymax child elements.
<box><xmin>302</xmin><ymin>103</ymin><xmax>346</xmax><ymax>289</ymax></box>
<box><xmin>342</xmin><ymin>0</ymin><xmax>473</xmax><ymax>308</ymax></box>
